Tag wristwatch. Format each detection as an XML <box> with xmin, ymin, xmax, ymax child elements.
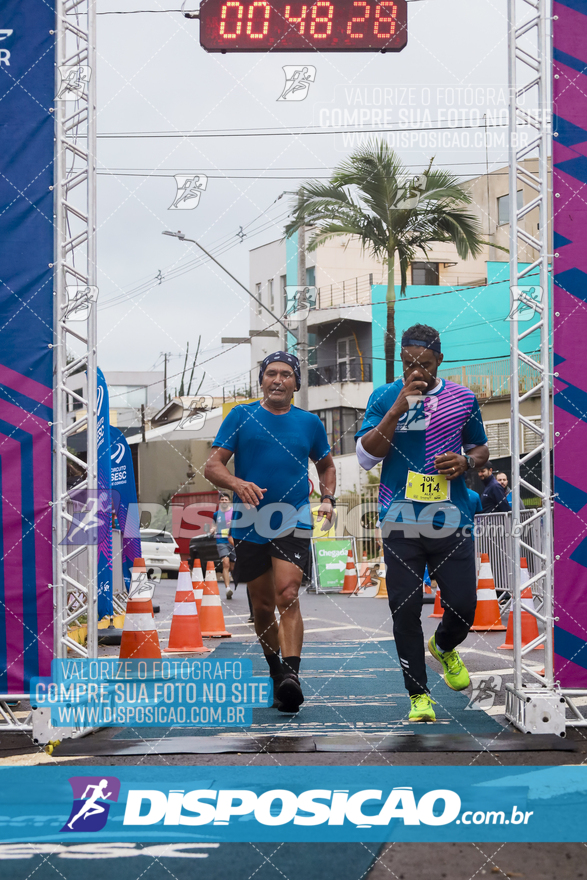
<box><xmin>464</xmin><ymin>454</ymin><xmax>476</xmax><ymax>470</ymax></box>
<box><xmin>320</xmin><ymin>494</ymin><xmax>337</xmax><ymax>507</ymax></box>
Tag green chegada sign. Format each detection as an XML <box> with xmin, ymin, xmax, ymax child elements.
<box><xmin>313</xmin><ymin>538</ymin><xmax>354</xmax><ymax>591</ymax></box>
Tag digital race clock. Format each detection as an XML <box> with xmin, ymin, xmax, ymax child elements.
<box><xmin>199</xmin><ymin>0</ymin><xmax>407</xmax><ymax>52</ymax></box>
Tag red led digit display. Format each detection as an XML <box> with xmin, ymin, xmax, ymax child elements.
<box><xmin>199</xmin><ymin>0</ymin><xmax>407</xmax><ymax>52</ymax></box>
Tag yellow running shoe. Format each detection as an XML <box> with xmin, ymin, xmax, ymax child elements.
<box><xmin>408</xmin><ymin>693</ymin><xmax>437</xmax><ymax>722</ymax></box>
<box><xmin>428</xmin><ymin>634</ymin><xmax>470</xmax><ymax>691</ymax></box>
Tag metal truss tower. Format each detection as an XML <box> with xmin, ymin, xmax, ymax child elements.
<box><xmin>505</xmin><ymin>0</ymin><xmax>563</xmax><ymax>733</ymax></box>
<box><xmin>53</xmin><ymin>0</ymin><xmax>98</xmax><ymax>662</ymax></box>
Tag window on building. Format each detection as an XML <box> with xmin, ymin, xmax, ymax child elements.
<box><xmin>71</xmin><ymin>388</ymin><xmax>84</xmax><ymax>411</ymax></box>
<box><xmin>268</xmin><ymin>278</ymin><xmax>274</xmax><ymax>312</ymax></box>
<box><xmin>255</xmin><ymin>282</ymin><xmax>262</xmax><ymax>315</ymax></box>
<box><xmin>337</xmin><ymin>336</ymin><xmax>361</xmax><ymax>381</ymax></box>
<box><xmin>315</xmin><ymin>407</ymin><xmax>365</xmax><ymax>456</ymax></box>
<box><xmin>497</xmin><ymin>190</ymin><xmax>523</xmax><ymax>226</ymax></box>
<box><xmin>306</xmin><ymin>266</ymin><xmax>316</xmax><ymax>287</ymax></box>
<box><xmin>411</xmin><ymin>262</ymin><xmax>439</xmax><ymax>285</ymax></box>
<box><xmin>280</xmin><ymin>275</ymin><xmax>287</xmax><ymax>316</ymax></box>
<box><xmin>485</xmin><ymin>419</ymin><xmax>511</xmax><ymax>458</ymax></box>
<box><xmin>109</xmin><ymin>385</ymin><xmax>147</xmax><ymax>409</ymax></box>
<box><xmin>521</xmin><ymin>416</ymin><xmax>542</xmax><ymax>454</ymax></box>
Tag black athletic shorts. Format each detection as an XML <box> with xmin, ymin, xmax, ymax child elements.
<box><xmin>233</xmin><ymin>534</ymin><xmax>311</xmax><ymax>584</ymax></box>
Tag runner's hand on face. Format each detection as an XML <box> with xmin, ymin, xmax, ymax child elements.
<box><xmin>391</xmin><ymin>370</ymin><xmax>429</xmax><ymax>416</ymax></box>
<box><xmin>434</xmin><ymin>451</ymin><xmax>467</xmax><ymax>481</ymax></box>
<box><xmin>233</xmin><ymin>479</ymin><xmax>267</xmax><ymax>508</ymax></box>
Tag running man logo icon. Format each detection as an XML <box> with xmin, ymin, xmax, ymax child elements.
<box><xmin>505</xmin><ymin>285</ymin><xmax>543</xmax><ymax>322</ymax></box>
<box><xmin>169</xmin><ymin>175</ymin><xmax>208</xmax><ymax>210</ymax></box>
<box><xmin>62</xmin><ymin>776</ymin><xmax>121</xmax><ymax>833</ymax></box>
<box><xmin>56</xmin><ymin>65</ymin><xmax>91</xmax><ymax>100</ymax></box>
<box><xmin>464</xmin><ymin>675</ymin><xmax>502</xmax><ymax>711</ymax></box>
<box><xmin>277</xmin><ymin>66</ymin><xmax>316</xmax><ymax>102</ymax></box>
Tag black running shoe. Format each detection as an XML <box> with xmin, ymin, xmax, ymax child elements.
<box><xmin>275</xmin><ymin>673</ymin><xmax>304</xmax><ymax>713</ymax></box>
<box><xmin>270</xmin><ymin>673</ymin><xmax>284</xmax><ymax>709</ymax></box>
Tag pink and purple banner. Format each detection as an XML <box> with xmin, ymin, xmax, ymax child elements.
<box><xmin>0</xmin><ymin>2</ymin><xmax>55</xmax><ymax>692</ymax></box>
<box><xmin>552</xmin><ymin>0</ymin><xmax>587</xmax><ymax>687</ymax></box>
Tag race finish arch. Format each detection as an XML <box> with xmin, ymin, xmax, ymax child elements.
<box><xmin>1</xmin><ymin>0</ymin><xmax>579</xmax><ymax>736</ymax></box>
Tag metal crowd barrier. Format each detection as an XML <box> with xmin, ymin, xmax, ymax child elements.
<box><xmin>473</xmin><ymin>510</ymin><xmax>544</xmax><ymax>602</ymax></box>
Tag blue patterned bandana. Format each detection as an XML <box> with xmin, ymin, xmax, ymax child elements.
<box><xmin>259</xmin><ymin>351</ymin><xmax>301</xmax><ymax>390</ymax></box>
<box><xmin>401</xmin><ymin>335</ymin><xmax>441</xmax><ymax>353</ymax></box>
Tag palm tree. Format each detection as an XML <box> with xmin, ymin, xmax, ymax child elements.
<box><xmin>285</xmin><ymin>139</ymin><xmax>486</xmax><ymax>383</ymax></box>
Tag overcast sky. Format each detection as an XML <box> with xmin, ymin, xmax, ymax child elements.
<box><xmin>95</xmin><ymin>0</ymin><xmax>517</xmax><ymax>397</ymax></box>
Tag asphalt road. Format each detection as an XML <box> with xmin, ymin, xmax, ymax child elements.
<box><xmin>2</xmin><ymin>576</ymin><xmax>585</xmax><ymax>767</ymax></box>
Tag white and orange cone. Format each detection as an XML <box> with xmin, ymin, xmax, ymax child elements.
<box><xmin>199</xmin><ymin>560</ymin><xmax>231</xmax><ymax>638</ymax></box>
<box><xmin>119</xmin><ymin>558</ymin><xmax>161</xmax><ymax>659</ymax></box>
<box><xmin>339</xmin><ymin>550</ymin><xmax>358</xmax><ymax>594</ymax></box>
<box><xmin>375</xmin><ymin>551</ymin><xmax>388</xmax><ymax>598</ymax></box>
<box><xmin>429</xmin><ymin>587</ymin><xmax>443</xmax><ymax>619</ymax></box>
<box><xmin>358</xmin><ymin>550</ymin><xmax>371</xmax><ymax>588</ymax></box>
<box><xmin>191</xmin><ymin>558</ymin><xmax>205</xmax><ymax>616</ymax></box>
<box><xmin>499</xmin><ymin>558</ymin><xmax>543</xmax><ymax>650</ymax></box>
<box><xmin>164</xmin><ymin>561</ymin><xmax>211</xmax><ymax>654</ymax></box>
<box><xmin>470</xmin><ymin>553</ymin><xmax>506</xmax><ymax>632</ymax></box>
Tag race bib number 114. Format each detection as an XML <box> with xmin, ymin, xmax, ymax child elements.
<box><xmin>405</xmin><ymin>471</ymin><xmax>450</xmax><ymax>503</ymax></box>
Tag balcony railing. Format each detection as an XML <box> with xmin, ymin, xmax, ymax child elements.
<box><xmin>437</xmin><ymin>356</ymin><xmax>547</xmax><ymax>399</ymax></box>
<box><xmin>309</xmin><ymin>362</ymin><xmax>372</xmax><ymax>386</ymax></box>
<box><xmin>314</xmin><ymin>274</ymin><xmax>378</xmax><ymax>309</ymax></box>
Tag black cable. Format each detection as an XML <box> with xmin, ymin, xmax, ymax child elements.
<box><xmin>96</xmin><ymin>120</ymin><xmax>510</xmax><ymax>139</ymax></box>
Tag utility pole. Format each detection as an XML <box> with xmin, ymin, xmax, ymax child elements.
<box><xmin>162</xmin><ymin>352</ymin><xmax>170</xmax><ymax>404</ymax></box>
<box><xmin>297</xmin><ymin>195</ymin><xmax>309</xmax><ymax>410</ymax></box>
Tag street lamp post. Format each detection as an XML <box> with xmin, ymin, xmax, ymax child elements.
<box><xmin>296</xmin><ymin>203</ymin><xmax>309</xmax><ymax>410</ymax></box>
<box><xmin>162</xmin><ymin>230</ymin><xmax>291</xmax><ymax>334</ymax></box>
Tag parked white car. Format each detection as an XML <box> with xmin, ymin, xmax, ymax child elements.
<box><xmin>140</xmin><ymin>529</ymin><xmax>180</xmax><ymax>578</ymax></box>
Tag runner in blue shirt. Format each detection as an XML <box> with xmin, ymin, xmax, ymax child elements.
<box><xmin>205</xmin><ymin>351</ymin><xmax>336</xmax><ymax>713</ymax></box>
<box><xmin>356</xmin><ymin>324</ymin><xmax>489</xmax><ymax>723</ymax></box>
<box><xmin>212</xmin><ymin>492</ymin><xmax>235</xmax><ymax>600</ymax></box>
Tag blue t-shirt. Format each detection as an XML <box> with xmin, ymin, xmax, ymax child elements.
<box><xmin>213</xmin><ymin>508</ymin><xmax>232</xmax><ymax>544</ymax></box>
<box><xmin>355</xmin><ymin>378</ymin><xmax>488</xmax><ymax>529</ymax></box>
<box><xmin>467</xmin><ymin>488</ymin><xmax>483</xmax><ymax>519</ymax></box>
<box><xmin>212</xmin><ymin>401</ymin><xmax>330</xmax><ymax>544</ymax></box>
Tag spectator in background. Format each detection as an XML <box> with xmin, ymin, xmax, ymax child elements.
<box><xmin>212</xmin><ymin>492</ymin><xmax>235</xmax><ymax>600</ymax></box>
<box><xmin>467</xmin><ymin>486</ymin><xmax>483</xmax><ymax>521</ymax></box>
<box><xmin>496</xmin><ymin>471</ymin><xmax>513</xmax><ymax>509</ymax></box>
<box><xmin>478</xmin><ymin>463</ymin><xmax>511</xmax><ymax>513</ymax></box>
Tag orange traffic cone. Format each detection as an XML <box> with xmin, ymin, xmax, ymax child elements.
<box><xmin>164</xmin><ymin>561</ymin><xmax>211</xmax><ymax>654</ymax></box>
<box><xmin>340</xmin><ymin>550</ymin><xmax>358</xmax><ymax>594</ymax></box>
<box><xmin>119</xmin><ymin>558</ymin><xmax>161</xmax><ymax>659</ymax></box>
<box><xmin>358</xmin><ymin>551</ymin><xmax>371</xmax><ymax>588</ymax></box>
<box><xmin>429</xmin><ymin>587</ymin><xmax>443</xmax><ymax>618</ymax></box>
<box><xmin>191</xmin><ymin>558</ymin><xmax>205</xmax><ymax>616</ymax></box>
<box><xmin>499</xmin><ymin>558</ymin><xmax>543</xmax><ymax>650</ymax></box>
<box><xmin>470</xmin><ymin>554</ymin><xmax>506</xmax><ymax>631</ymax></box>
<box><xmin>375</xmin><ymin>552</ymin><xmax>388</xmax><ymax>598</ymax></box>
<box><xmin>199</xmin><ymin>561</ymin><xmax>231</xmax><ymax>637</ymax></box>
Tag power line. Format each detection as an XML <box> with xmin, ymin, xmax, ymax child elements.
<box><xmin>98</xmin><ymin>204</ymin><xmax>291</xmax><ymax>310</ymax></box>
<box><xmin>95</xmin><ymin>120</ymin><xmax>511</xmax><ymax>139</ymax></box>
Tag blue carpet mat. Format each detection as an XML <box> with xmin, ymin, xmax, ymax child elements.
<box><xmin>114</xmin><ymin>639</ymin><xmax>504</xmax><ymax>739</ymax></box>
<box><xmin>0</xmin><ymin>842</ymin><xmax>382</xmax><ymax>880</ymax></box>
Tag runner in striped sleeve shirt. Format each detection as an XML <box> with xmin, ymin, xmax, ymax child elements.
<box><xmin>355</xmin><ymin>324</ymin><xmax>489</xmax><ymax>723</ymax></box>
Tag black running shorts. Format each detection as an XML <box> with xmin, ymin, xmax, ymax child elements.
<box><xmin>233</xmin><ymin>534</ymin><xmax>311</xmax><ymax>584</ymax></box>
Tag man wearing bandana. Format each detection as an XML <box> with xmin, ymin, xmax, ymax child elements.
<box><xmin>355</xmin><ymin>324</ymin><xmax>490</xmax><ymax>722</ymax></box>
<box><xmin>205</xmin><ymin>351</ymin><xmax>336</xmax><ymax>713</ymax></box>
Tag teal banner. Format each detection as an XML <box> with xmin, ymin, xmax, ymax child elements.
<box><xmin>1</xmin><ymin>767</ymin><xmax>587</xmax><ymax>842</ymax></box>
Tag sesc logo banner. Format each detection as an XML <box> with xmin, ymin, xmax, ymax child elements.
<box><xmin>62</xmin><ymin>777</ymin><xmax>121</xmax><ymax>833</ymax></box>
